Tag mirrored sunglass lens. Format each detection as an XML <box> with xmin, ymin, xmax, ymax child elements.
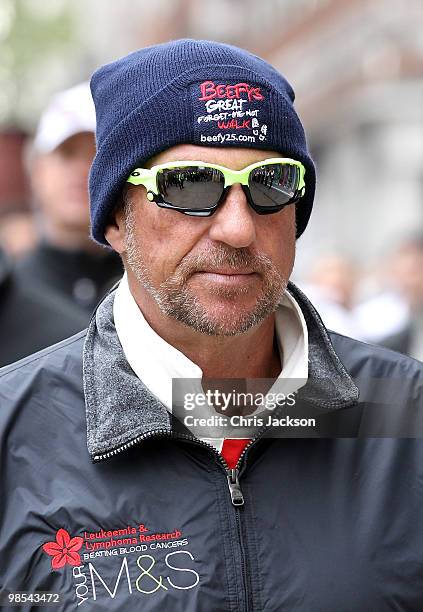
<box><xmin>249</xmin><ymin>163</ymin><xmax>300</xmax><ymax>207</ymax></box>
<box><xmin>157</xmin><ymin>167</ymin><xmax>224</xmax><ymax>209</ymax></box>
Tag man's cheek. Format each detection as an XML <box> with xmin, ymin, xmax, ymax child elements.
<box><xmin>144</xmin><ymin>245</ymin><xmax>180</xmax><ymax>284</ymax></box>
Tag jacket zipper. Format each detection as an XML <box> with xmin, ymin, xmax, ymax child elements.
<box><xmin>227</xmin><ymin>468</ymin><xmax>244</xmax><ymax>505</ymax></box>
<box><xmin>94</xmin><ymin>430</ymin><xmax>244</xmax><ymax>500</ymax></box>
<box><xmin>230</xmin><ymin>438</ymin><xmax>258</xmax><ymax>611</ymax></box>
<box><xmin>234</xmin><ymin>503</ymin><xmax>251</xmax><ymax>611</ymax></box>
<box><xmin>93</xmin><ymin>428</ymin><xmax>265</xmax><ymax>505</ymax></box>
<box><xmin>94</xmin><ymin>429</ymin><xmax>249</xmax><ymax>501</ymax></box>
<box><xmin>94</xmin><ymin>428</ymin><xmax>266</xmax><ymax>611</ymax></box>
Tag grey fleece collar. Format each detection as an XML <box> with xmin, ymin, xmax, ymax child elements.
<box><xmin>83</xmin><ymin>282</ymin><xmax>359</xmax><ymax>461</ymax></box>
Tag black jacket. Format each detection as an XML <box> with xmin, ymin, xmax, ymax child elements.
<box><xmin>1</xmin><ymin>284</ymin><xmax>423</xmax><ymax>611</ymax></box>
<box><xmin>15</xmin><ymin>242</ymin><xmax>122</xmax><ymax>313</ymax></box>
<box><xmin>0</xmin><ymin>248</ymin><xmax>87</xmax><ymax>367</ymax></box>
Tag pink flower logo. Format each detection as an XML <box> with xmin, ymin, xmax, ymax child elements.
<box><xmin>42</xmin><ymin>528</ymin><xmax>84</xmax><ymax>570</ymax></box>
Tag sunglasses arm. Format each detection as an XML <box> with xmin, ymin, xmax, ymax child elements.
<box><xmin>126</xmin><ymin>169</ymin><xmax>158</xmax><ymax>195</ymax></box>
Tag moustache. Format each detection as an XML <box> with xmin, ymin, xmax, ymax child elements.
<box><xmin>175</xmin><ymin>247</ymin><xmax>275</xmax><ymax>280</ymax></box>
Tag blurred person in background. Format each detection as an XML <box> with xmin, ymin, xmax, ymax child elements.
<box><xmin>0</xmin><ymin>211</ymin><xmax>37</xmax><ymax>259</ymax></box>
<box><xmin>16</xmin><ymin>82</ymin><xmax>122</xmax><ymax>315</ymax></box>
<box><xmin>301</xmin><ymin>253</ymin><xmax>367</xmax><ymax>339</ymax></box>
<box><xmin>302</xmin><ymin>252</ymin><xmax>413</xmax><ymax>347</ymax></box>
<box><xmin>0</xmin><ymin>245</ymin><xmax>86</xmax><ymax>367</ymax></box>
<box><xmin>379</xmin><ymin>235</ymin><xmax>423</xmax><ymax>360</ymax></box>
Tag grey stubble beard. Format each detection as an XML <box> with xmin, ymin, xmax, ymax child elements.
<box><xmin>123</xmin><ymin>200</ymin><xmax>289</xmax><ymax>336</ymax></box>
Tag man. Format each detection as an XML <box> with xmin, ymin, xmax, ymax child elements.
<box><xmin>380</xmin><ymin>235</ymin><xmax>423</xmax><ymax>360</ymax></box>
<box><xmin>302</xmin><ymin>253</ymin><xmax>367</xmax><ymax>339</ymax></box>
<box><xmin>1</xmin><ymin>40</ymin><xmax>423</xmax><ymax>611</ymax></box>
<box><xmin>16</xmin><ymin>82</ymin><xmax>122</xmax><ymax>314</ymax></box>
<box><xmin>0</xmin><ymin>246</ymin><xmax>86</xmax><ymax>367</ymax></box>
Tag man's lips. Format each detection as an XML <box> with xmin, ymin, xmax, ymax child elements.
<box><xmin>195</xmin><ymin>268</ymin><xmax>256</xmax><ymax>275</ymax></box>
<box><xmin>191</xmin><ymin>269</ymin><xmax>260</xmax><ymax>285</ymax></box>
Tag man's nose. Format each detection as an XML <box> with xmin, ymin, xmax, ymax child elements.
<box><xmin>208</xmin><ymin>184</ymin><xmax>257</xmax><ymax>248</ymax></box>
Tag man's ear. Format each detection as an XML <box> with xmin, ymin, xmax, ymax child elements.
<box><xmin>104</xmin><ymin>207</ymin><xmax>126</xmax><ymax>254</ymax></box>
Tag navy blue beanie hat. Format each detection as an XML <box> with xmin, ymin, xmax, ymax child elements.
<box><xmin>89</xmin><ymin>39</ymin><xmax>316</xmax><ymax>246</ymax></box>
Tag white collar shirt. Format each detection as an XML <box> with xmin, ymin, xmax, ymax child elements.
<box><xmin>113</xmin><ymin>273</ymin><xmax>309</xmax><ymax>451</ymax></box>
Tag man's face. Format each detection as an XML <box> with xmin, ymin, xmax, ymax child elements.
<box><xmin>31</xmin><ymin>132</ymin><xmax>96</xmax><ymax>232</ymax></box>
<box><xmin>111</xmin><ymin>144</ymin><xmax>296</xmax><ymax>336</ymax></box>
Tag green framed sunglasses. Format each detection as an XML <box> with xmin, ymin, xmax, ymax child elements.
<box><xmin>126</xmin><ymin>157</ymin><xmax>306</xmax><ymax>216</ymax></box>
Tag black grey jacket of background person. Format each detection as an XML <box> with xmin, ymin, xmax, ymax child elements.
<box><xmin>15</xmin><ymin>242</ymin><xmax>123</xmax><ymax>314</ymax></box>
<box><xmin>1</xmin><ymin>283</ymin><xmax>423</xmax><ymax>612</ymax></box>
<box><xmin>0</xmin><ymin>247</ymin><xmax>87</xmax><ymax>368</ymax></box>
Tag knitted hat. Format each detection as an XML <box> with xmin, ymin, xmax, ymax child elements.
<box><xmin>89</xmin><ymin>39</ymin><xmax>315</xmax><ymax>246</ymax></box>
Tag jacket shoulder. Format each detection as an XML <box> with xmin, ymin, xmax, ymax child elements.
<box><xmin>0</xmin><ymin>330</ymin><xmax>86</xmax><ymax>410</ymax></box>
<box><xmin>329</xmin><ymin>330</ymin><xmax>423</xmax><ymax>379</ymax></box>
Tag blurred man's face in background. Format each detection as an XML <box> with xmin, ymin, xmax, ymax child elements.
<box><xmin>31</xmin><ymin>132</ymin><xmax>95</xmax><ymax>235</ymax></box>
<box><xmin>391</xmin><ymin>241</ymin><xmax>423</xmax><ymax>313</ymax></box>
<box><xmin>309</xmin><ymin>254</ymin><xmax>358</xmax><ymax>310</ymax></box>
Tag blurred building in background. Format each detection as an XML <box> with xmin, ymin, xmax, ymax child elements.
<box><xmin>0</xmin><ymin>0</ymin><xmax>422</xmax><ymax>354</ymax></box>
<box><xmin>0</xmin><ymin>0</ymin><xmax>421</xmax><ymax>271</ymax></box>
<box><xmin>268</xmin><ymin>0</ymin><xmax>423</xmax><ymax>277</ymax></box>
